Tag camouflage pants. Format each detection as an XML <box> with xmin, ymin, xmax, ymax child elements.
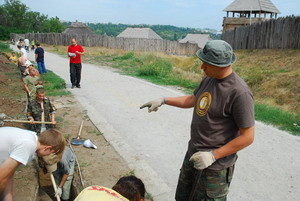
<box><xmin>175</xmin><ymin>153</ymin><xmax>235</xmax><ymax>201</ymax></box>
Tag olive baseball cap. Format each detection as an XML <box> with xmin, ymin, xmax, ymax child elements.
<box><xmin>196</xmin><ymin>40</ymin><xmax>236</xmax><ymax>67</ymax></box>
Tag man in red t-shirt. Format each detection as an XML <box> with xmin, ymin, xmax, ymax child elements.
<box><xmin>67</xmin><ymin>38</ymin><xmax>84</xmax><ymax>88</ymax></box>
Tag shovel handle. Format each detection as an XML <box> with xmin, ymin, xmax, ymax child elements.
<box><xmin>77</xmin><ymin>120</ymin><xmax>84</xmax><ymax>138</ymax></box>
<box><xmin>50</xmin><ymin>173</ymin><xmax>61</xmax><ymax>201</ymax></box>
<box><xmin>3</xmin><ymin>119</ymin><xmax>54</xmax><ymax>124</ymax></box>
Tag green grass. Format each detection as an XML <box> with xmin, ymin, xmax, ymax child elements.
<box><xmin>40</xmin><ymin>70</ymin><xmax>71</xmax><ymax>96</ymax></box>
<box><xmin>124</xmin><ymin>170</ymin><xmax>135</xmax><ymax>177</ymax></box>
<box><xmin>109</xmin><ymin>52</ymin><xmax>199</xmax><ymax>90</ymax></box>
<box><xmin>255</xmin><ymin>103</ymin><xmax>299</xmax><ymax>135</ymax></box>
<box><xmin>0</xmin><ymin>41</ymin><xmax>13</xmax><ymax>53</ymax></box>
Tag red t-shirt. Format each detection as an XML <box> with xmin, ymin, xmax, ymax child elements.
<box><xmin>68</xmin><ymin>44</ymin><xmax>84</xmax><ymax>64</ymax></box>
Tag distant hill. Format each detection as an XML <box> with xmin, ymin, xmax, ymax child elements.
<box><xmin>63</xmin><ymin>22</ymin><xmax>221</xmax><ymax>41</ymax></box>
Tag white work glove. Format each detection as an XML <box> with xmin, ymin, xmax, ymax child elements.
<box><xmin>189</xmin><ymin>151</ymin><xmax>216</xmax><ymax>170</ymax></box>
<box><xmin>140</xmin><ymin>98</ymin><xmax>165</xmax><ymax>113</ymax></box>
<box><xmin>55</xmin><ymin>187</ymin><xmax>62</xmax><ymax>197</ymax></box>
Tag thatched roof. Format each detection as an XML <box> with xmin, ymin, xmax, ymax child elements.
<box><xmin>224</xmin><ymin>0</ymin><xmax>280</xmax><ymax>13</ymax></box>
<box><xmin>179</xmin><ymin>34</ymin><xmax>211</xmax><ymax>48</ymax></box>
<box><xmin>63</xmin><ymin>21</ymin><xmax>94</xmax><ymax>35</ymax></box>
<box><xmin>117</xmin><ymin>28</ymin><xmax>162</xmax><ymax>40</ymax></box>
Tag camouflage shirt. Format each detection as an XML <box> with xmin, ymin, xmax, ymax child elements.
<box><xmin>27</xmin><ymin>97</ymin><xmax>56</xmax><ymax>133</ymax></box>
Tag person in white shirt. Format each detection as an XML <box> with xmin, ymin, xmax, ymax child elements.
<box><xmin>24</xmin><ymin>38</ymin><xmax>30</xmax><ymax>52</ymax></box>
<box><xmin>0</xmin><ymin>127</ymin><xmax>66</xmax><ymax>201</ymax></box>
<box><xmin>17</xmin><ymin>44</ymin><xmax>27</xmax><ymax>58</ymax></box>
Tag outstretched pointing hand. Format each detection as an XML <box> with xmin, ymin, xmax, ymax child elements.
<box><xmin>140</xmin><ymin>98</ymin><xmax>165</xmax><ymax>113</ymax></box>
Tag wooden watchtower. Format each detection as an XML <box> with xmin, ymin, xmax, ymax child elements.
<box><xmin>222</xmin><ymin>0</ymin><xmax>280</xmax><ymax>31</ymax></box>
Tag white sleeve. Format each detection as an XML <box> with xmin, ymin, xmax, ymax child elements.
<box><xmin>10</xmin><ymin>140</ymin><xmax>36</xmax><ymax>165</ymax></box>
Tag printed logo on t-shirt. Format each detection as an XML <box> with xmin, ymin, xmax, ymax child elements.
<box><xmin>196</xmin><ymin>92</ymin><xmax>212</xmax><ymax>116</ymax></box>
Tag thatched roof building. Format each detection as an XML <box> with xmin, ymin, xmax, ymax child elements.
<box><xmin>63</xmin><ymin>21</ymin><xmax>93</xmax><ymax>35</ymax></box>
<box><xmin>179</xmin><ymin>34</ymin><xmax>211</xmax><ymax>48</ymax></box>
<box><xmin>224</xmin><ymin>0</ymin><xmax>280</xmax><ymax>14</ymax></box>
<box><xmin>117</xmin><ymin>28</ymin><xmax>162</xmax><ymax>40</ymax></box>
<box><xmin>223</xmin><ymin>0</ymin><xmax>280</xmax><ymax>31</ymax></box>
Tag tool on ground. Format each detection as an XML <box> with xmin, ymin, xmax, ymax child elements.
<box><xmin>2</xmin><ymin>119</ymin><xmax>54</xmax><ymax>124</ymax></box>
<box><xmin>50</xmin><ymin>173</ymin><xmax>61</xmax><ymax>201</ymax></box>
<box><xmin>83</xmin><ymin>139</ymin><xmax>97</xmax><ymax>149</ymax></box>
<box><xmin>71</xmin><ymin>120</ymin><xmax>85</xmax><ymax>145</ymax></box>
<box><xmin>68</xmin><ymin>140</ymin><xmax>85</xmax><ymax>187</ymax></box>
<box><xmin>188</xmin><ymin>170</ymin><xmax>203</xmax><ymax>201</ymax></box>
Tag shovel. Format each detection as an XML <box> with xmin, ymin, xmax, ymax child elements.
<box><xmin>2</xmin><ymin>119</ymin><xmax>54</xmax><ymax>124</ymax></box>
<box><xmin>71</xmin><ymin>120</ymin><xmax>85</xmax><ymax>145</ymax></box>
<box><xmin>50</xmin><ymin>173</ymin><xmax>61</xmax><ymax>201</ymax></box>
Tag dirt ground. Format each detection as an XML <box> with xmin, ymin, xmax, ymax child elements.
<box><xmin>0</xmin><ymin>56</ymin><xmax>132</xmax><ymax>200</ymax></box>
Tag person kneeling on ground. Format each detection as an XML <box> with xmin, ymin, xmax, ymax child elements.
<box><xmin>53</xmin><ymin>146</ymin><xmax>75</xmax><ymax>201</ymax></box>
<box><xmin>74</xmin><ymin>176</ymin><xmax>145</xmax><ymax>201</ymax></box>
<box><xmin>23</xmin><ymin>67</ymin><xmax>41</xmax><ymax>101</ymax></box>
<box><xmin>0</xmin><ymin>127</ymin><xmax>66</xmax><ymax>201</ymax></box>
<box><xmin>27</xmin><ymin>88</ymin><xmax>56</xmax><ymax>135</ymax></box>
<box><xmin>8</xmin><ymin>53</ymin><xmax>17</xmax><ymax>64</ymax></box>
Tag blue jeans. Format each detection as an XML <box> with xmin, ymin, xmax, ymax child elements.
<box><xmin>37</xmin><ymin>61</ymin><xmax>47</xmax><ymax>73</ymax></box>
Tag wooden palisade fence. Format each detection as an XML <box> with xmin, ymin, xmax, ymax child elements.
<box><xmin>11</xmin><ymin>33</ymin><xmax>199</xmax><ymax>56</ymax></box>
<box><xmin>222</xmin><ymin>16</ymin><xmax>300</xmax><ymax>49</ymax></box>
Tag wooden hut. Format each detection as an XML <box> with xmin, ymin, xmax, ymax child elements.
<box><xmin>63</xmin><ymin>21</ymin><xmax>94</xmax><ymax>35</ymax></box>
<box><xmin>223</xmin><ymin>0</ymin><xmax>280</xmax><ymax>31</ymax></box>
<box><xmin>117</xmin><ymin>28</ymin><xmax>162</xmax><ymax>40</ymax></box>
<box><xmin>179</xmin><ymin>34</ymin><xmax>211</xmax><ymax>49</ymax></box>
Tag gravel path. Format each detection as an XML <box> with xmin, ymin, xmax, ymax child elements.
<box><xmin>23</xmin><ymin>48</ymin><xmax>300</xmax><ymax>201</ymax></box>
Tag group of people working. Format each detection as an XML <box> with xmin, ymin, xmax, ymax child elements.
<box><xmin>1</xmin><ymin>39</ymin><xmax>255</xmax><ymax>201</ymax></box>
<box><xmin>1</xmin><ymin>39</ymin><xmax>146</xmax><ymax>201</ymax></box>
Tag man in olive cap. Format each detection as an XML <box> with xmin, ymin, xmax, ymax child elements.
<box><xmin>140</xmin><ymin>40</ymin><xmax>255</xmax><ymax>200</ymax></box>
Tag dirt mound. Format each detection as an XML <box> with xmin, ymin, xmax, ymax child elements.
<box><xmin>0</xmin><ymin>54</ymin><xmax>9</xmax><ymax>64</ymax></box>
<box><xmin>0</xmin><ymin>62</ymin><xmax>26</xmax><ymax>120</ymax></box>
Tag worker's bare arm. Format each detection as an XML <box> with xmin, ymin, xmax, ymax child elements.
<box><xmin>165</xmin><ymin>95</ymin><xmax>196</xmax><ymax>108</ymax></box>
<box><xmin>0</xmin><ymin>158</ymin><xmax>20</xmax><ymax>192</ymax></box>
<box><xmin>59</xmin><ymin>174</ymin><xmax>69</xmax><ymax>188</ymax></box>
<box><xmin>24</xmin><ymin>83</ymin><xmax>30</xmax><ymax>93</ymax></box>
<box><xmin>213</xmin><ymin>126</ymin><xmax>255</xmax><ymax>160</ymax></box>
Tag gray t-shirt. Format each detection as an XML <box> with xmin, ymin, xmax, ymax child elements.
<box><xmin>57</xmin><ymin>146</ymin><xmax>75</xmax><ymax>175</ymax></box>
<box><xmin>188</xmin><ymin>72</ymin><xmax>254</xmax><ymax>170</ymax></box>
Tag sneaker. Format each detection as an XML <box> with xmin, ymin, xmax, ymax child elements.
<box><xmin>71</xmin><ymin>85</ymin><xmax>75</xmax><ymax>89</ymax></box>
<box><xmin>76</xmin><ymin>85</ymin><xmax>81</xmax><ymax>88</ymax></box>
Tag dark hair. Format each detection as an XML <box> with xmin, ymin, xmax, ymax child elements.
<box><xmin>112</xmin><ymin>181</ymin><xmax>141</xmax><ymax>201</ymax></box>
<box><xmin>116</xmin><ymin>176</ymin><xmax>145</xmax><ymax>198</ymax></box>
<box><xmin>36</xmin><ymin>43</ymin><xmax>41</xmax><ymax>46</ymax></box>
<box><xmin>36</xmin><ymin>87</ymin><xmax>45</xmax><ymax>94</ymax></box>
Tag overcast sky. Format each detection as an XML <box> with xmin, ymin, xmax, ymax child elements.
<box><xmin>1</xmin><ymin>0</ymin><xmax>298</xmax><ymax>30</ymax></box>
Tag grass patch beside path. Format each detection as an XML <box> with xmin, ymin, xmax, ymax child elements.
<box><xmin>40</xmin><ymin>70</ymin><xmax>70</xmax><ymax>96</ymax></box>
<box><xmin>255</xmin><ymin>104</ymin><xmax>299</xmax><ymax>135</ymax></box>
<box><xmin>0</xmin><ymin>41</ymin><xmax>13</xmax><ymax>53</ymax></box>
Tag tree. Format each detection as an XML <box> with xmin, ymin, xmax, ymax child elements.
<box><xmin>41</xmin><ymin>17</ymin><xmax>65</xmax><ymax>33</ymax></box>
<box><xmin>0</xmin><ymin>0</ymin><xmax>65</xmax><ymax>39</ymax></box>
<box><xmin>0</xmin><ymin>0</ymin><xmax>28</xmax><ymax>28</ymax></box>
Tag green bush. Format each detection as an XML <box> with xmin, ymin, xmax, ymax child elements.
<box><xmin>137</xmin><ymin>59</ymin><xmax>172</xmax><ymax>77</ymax></box>
<box><xmin>113</xmin><ymin>52</ymin><xmax>135</xmax><ymax>60</ymax></box>
<box><xmin>0</xmin><ymin>25</ymin><xmax>27</xmax><ymax>40</ymax></box>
